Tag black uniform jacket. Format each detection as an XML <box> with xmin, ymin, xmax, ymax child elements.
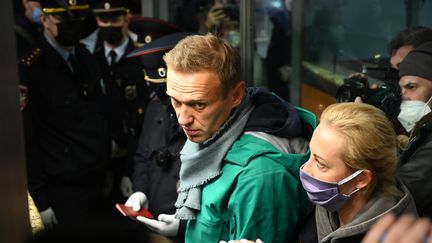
<box><xmin>133</xmin><ymin>97</ymin><xmax>185</xmax><ymax>217</ymax></box>
<box><xmin>93</xmin><ymin>38</ymin><xmax>149</xmax><ymax>146</ymax></box>
<box><xmin>21</xmin><ymin>36</ymin><xmax>110</xmax><ymax>212</ymax></box>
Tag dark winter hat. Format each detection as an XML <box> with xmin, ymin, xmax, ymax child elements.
<box><xmin>399</xmin><ymin>41</ymin><xmax>432</xmax><ymax>81</ymax></box>
<box><xmin>127</xmin><ymin>32</ymin><xmax>195</xmax><ymax>83</ymax></box>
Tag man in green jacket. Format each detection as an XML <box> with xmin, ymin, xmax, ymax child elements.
<box><xmin>133</xmin><ymin>33</ymin><xmax>316</xmax><ymax>243</ymax></box>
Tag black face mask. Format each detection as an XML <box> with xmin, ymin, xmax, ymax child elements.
<box><xmin>55</xmin><ymin>19</ymin><xmax>84</xmax><ymax>46</ymax></box>
<box><xmin>98</xmin><ymin>26</ymin><xmax>124</xmax><ymax>45</ymax></box>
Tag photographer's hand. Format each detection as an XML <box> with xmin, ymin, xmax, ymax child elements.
<box><xmin>205</xmin><ymin>5</ymin><xmax>226</xmax><ymax>30</ymax></box>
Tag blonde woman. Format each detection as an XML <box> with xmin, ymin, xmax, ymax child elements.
<box><xmin>300</xmin><ymin>103</ymin><xmax>417</xmax><ymax>243</ymax></box>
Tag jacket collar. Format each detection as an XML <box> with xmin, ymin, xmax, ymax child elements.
<box><xmin>40</xmin><ymin>35</ymin><xmax>73</xmax><ymax>71</ymax></box>
<box><xmin>316</xmin><ymin>179</ymin><xmax>417</xmax><ymax>242</ymax></box>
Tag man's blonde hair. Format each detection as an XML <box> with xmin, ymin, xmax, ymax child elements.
<box><xmin>320</xmin><ymin>103</ymin><xmax>398</xmax><ymax>198</ymax></box>
<box><xmin>163</xmin><ymin>33</ymin><xmax>241</xmax><ymax>96</ymax></box>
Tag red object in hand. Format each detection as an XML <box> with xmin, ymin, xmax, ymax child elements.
<box><xmin>115</xmin><ymin>203</ymin><xmax>154</xmax><ymax>219</ymax></box>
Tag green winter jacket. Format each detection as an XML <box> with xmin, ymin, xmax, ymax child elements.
<box><xmin>185</xmin><ymin>107</ymin><xmax>316</xmax><ymax>243</ymax></box>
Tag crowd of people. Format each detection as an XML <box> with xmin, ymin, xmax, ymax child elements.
<box><xmin>12</xmin><ymin>0</ymin><xmax>432</xmax><ymax>242</ymax></box>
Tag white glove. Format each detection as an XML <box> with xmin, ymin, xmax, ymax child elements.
<box><xmin>120</xmin><ymin>176</ymin><xmax>133</xmax><ymax>197</ymax></box>
<box><xmin>219</xmin><ymin>239</ymin><xmax>264</xmax><ymax>243</ymax></box>
<box><xmin>125</xmin><ymin>192</ymin><xmax>148</xmax><ymax>211</ymax></box>
<box><xmin>137</xmin><ymin>214</ymin><xmax>180</xmax><ymax>237</ymax></box>
<box><xmin>39</xmin><ymin>207</ymin><xmax>58</xmax><ymax>229</ymax></box>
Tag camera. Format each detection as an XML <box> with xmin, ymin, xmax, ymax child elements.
<box><xmin>336</xmin><ymin>67</ymin><xmax>402</xmax><ymax>119</ymax></box>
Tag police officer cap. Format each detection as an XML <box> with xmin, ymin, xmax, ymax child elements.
<box><xmin>40</xmin><ymin>0</ymin><xmax>89</xmax><ymax>14</ymax></box>
<box><xmin>399</xmin><ymin>41</ymin><xmax>432</xmax><ymax>81</ymax></box>
<box><xmin>127</xmin><ymin>32</ymin><xmax>195</xmax><ymax>83</ymax></box>
<box><xmin>93</xmin><ymin>0</ymin><xmax>128</xmax><ymax>18</ymax></box>
<box><xmin>129</xmin><ymin>17</ymin><xmax>183</xmax><ymax>45</ymax></box>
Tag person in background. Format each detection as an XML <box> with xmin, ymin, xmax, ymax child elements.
<box><xmin>299</xmin><ymin>102</ymin><xmax>417</xmax><ymax>243</ymax></box>
<box><xmin>352</xmin><ymin>26</ymin><xmax>432</xmax><ymax>97</ymax></box>
<box><xmin>351</xmin><ymin>26</ymin><xmax>432</xmax><ymax>135</ymax></box>
<box><xmin>265</xmin><ymin>0</ymin><xmax>293</xmax><ymax>101</ymax></box>
<box><xmin>197</xmin><ymin>0</ymin><xmax>240</xmax><ymax>48</ymax></box>
<box><xmin>125</xmin><ymin>32</ymin><xmax>192</xmax><ymax>243</ymax></box>
<box><xmin>388</xmin><ymin>26</ymin><xmax>432</xmax><ymax>70</ymax></box>
<box><xmin>397</xmin><ymin>42</ymin><xmax>432</xmax><ymax>218</ymax></box>
<box><xmin>21</xmin><ymin>0</ymin><xmax>110</xmax><ymax>228</ymax></box>
<box><xmin>14</xmin><ymin>0</ymin><xmax>43</xmax><ymax>57</ymax></box>
<box><xmin>131</xmin><ymin>33</ymin><xmax>315</xmax><ymax>243</ymax></box>
<box><xmin>83</xmin><ymin>0</ymin><xmax>149</xmax><ymax>204</ymax></box>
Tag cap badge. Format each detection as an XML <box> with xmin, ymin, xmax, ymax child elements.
<box><xmin>125</xmin><ymin>85</ymin><xmax>137</xmax><ymax>100</ymax></box>
<box><xmin>158</xmin><ymin>67</ymin><xmax>167</xmax><ymax>77</ymax></box>
<box><xmin>144</xmin><ymin>35</ymin><xmax>152</xmax><ymax>44</ymax></box>
<box><xmin>104</xmin><ymin>2</ymin><xmax>111</xmax><ymax>9</ymax></box>
<box><xmin>69</xmin><ymin>0</ymin><xmax>77</xmax><ymax>6</ymax></box>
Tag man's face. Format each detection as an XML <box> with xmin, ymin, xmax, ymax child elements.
<box><xmin>41</xmin><ymin>14</ymin><xmax>60</xmax><ymax>39</ymax></box>
<box><xmin>399</xmin><ymin>75</ymin><xmax>432</xmax><ymax>102</ymax></box>
<box><xmin>166</xmin><ymin>69</ymin><xmax>244</xmax><ymax>143</ymax></box>
<box><xmin>23</xmin><ymin>0</ymin><xmax>41</xmax><ymax>22</ymax></box>
<box><xmin>390</xmin><ymin>45</ymin><xmax>414</xmax><ymax>69</ymax></box>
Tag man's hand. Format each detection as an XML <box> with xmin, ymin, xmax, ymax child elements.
<box><xmin>362</xmin><ymin>214</ymin><xmax>432</xmax><ymax>243</ymax></box>
<box><xmin>137</xmin><ymin>214</ymin><xmax>180</xmax><ymax>237</ymax></box>
<box><xmin>39</xmin><ymin>207</ymin><xmax>58</xmax><ymax>229</ymax></box>
<box><xmin>120</xmin><ymin>176</ymin><xmax>133</xmax><ymax>197</ymax></box>
<box><xmin>125</xmin><ymin>192</ymin><xmax>148</xmax><ymax>211</ymax></box>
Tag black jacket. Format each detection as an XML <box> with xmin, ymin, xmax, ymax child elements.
<box><xmin>93</xmin><ymin>38</ymin><xmax>150</xmax><ymax>177</ymax></box>
<box><xmin>21</xmin><ymin>35</ymin><xmax>110</xmax><ymax>213</ymax></box>
<box><xmin>398</xmin><ymin>112</ymin><xmax>432</xmax><ymax>217</ymax></box>
<box><xmin>133</xmin><ymin>96</ymin><xmax>185</xmax><ymax>217</ymax></box>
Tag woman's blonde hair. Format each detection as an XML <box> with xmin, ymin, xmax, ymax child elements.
<box><xmin>320</xmin><ymin>103</ymin><xmax>398</xmax><ymax>198</ymax></box>
<box><xmin>163</xmin><ymin>33</ymin><xmax>240</xmax><ymax>96</ymax></box>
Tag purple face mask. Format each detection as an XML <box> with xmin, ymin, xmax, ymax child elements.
<box><xmin>299</xmin><ymin>164</ymin><xmax>363</xmax><ymax>212</ymax></box>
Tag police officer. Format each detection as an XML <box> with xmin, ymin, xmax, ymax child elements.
<box><xmin>20</xmin><ymin>0</ymin><xmax>110</xmax><ymax>227</ymax></box>
<box><xmin>86</xmin><ymin>0</ymin><xmax>149</xmax><ymax>202</ymax></box>
<box><xmin>125</xmin><ymin>33</ymin><xmax>193</xmax><ymax>243</ymax></box>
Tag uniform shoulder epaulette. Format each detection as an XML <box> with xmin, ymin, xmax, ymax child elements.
<box><xmin>20</xmin><ymin>47</ymin><xmax>42</xmax><ymax>67</ymax></box>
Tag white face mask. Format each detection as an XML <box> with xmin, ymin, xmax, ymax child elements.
<box><xmin>398</xmin><ymin>96</ymin><xmax>432</xmax><ymax>132</ymax></box>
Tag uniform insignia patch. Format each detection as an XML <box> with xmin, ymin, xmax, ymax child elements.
<box><xmin>20</xmin><ymin>48</ymin><xmax>42</xmax><ymax>67</ymax></box>
<box><xmin>124</xmin><ymin>85</ymin><xmax>137</xmax><ymax>100</ymax></box>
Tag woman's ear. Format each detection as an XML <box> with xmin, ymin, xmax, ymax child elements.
<box><xmin>356</xmin><ymin>169</ymin><xmax>373</xmax><ymax>190</ymax></box>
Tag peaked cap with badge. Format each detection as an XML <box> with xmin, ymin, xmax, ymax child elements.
<box><xmin>128</xmin><ymin>16</ymin><xmax>183</xmax><ymax>45</ymax></box>
<box><xmin>92</xmin><ymin>0</ymin><xmax>129</xmax><ymax>18</ymax></box>
<box><xmin>40</xmin><ymin>0</ymin><xmax>89</xmax><ymax>14</ymax></box>
<box><xmin>127</xmin><ymin>32</ymin><xmax>196</xmax><ymax>83</ymax></box>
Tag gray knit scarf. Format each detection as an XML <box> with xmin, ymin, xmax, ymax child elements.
<box><xmin>174</xmin><ymin>96</ymin><xmax>254</xmax><ymax>220</ymax></box>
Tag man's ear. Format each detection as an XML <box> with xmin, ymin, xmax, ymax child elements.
<box><xmin>356</xmin><ymin>169</ymin><xmax>373</xmax><ymax>190</ymax></box>
<box><xmin>40</xmin><ymin>14</ymin><xmax>49</xmax><ymax>29</ymax></box>
<box><xmin>231</xmin><ymin>81</ymin><xmax>245</xmax><ymax>107</ymax></box>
